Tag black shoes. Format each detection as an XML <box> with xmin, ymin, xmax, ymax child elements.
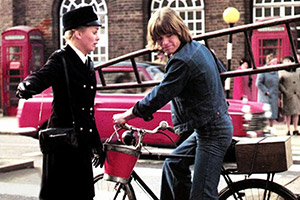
<box><xmin>293</xmin><ymin>130</ymin><xmax>300</xmax><ymax>136</ymax></box>
<box><xmin>287</xmin><ymin>131</ymin><xmax>290</xmax><ymax>136</ymax></box>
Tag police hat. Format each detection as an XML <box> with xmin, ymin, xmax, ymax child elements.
<box><xmin>63</xmin><ymin>6</ymin><xmax>102</xmax><ymax>32</ymax></box>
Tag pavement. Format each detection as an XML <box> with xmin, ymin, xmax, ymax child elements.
<box><xmin>0</xmin><ymin>115</ymin><xmax>300</xmax><ymax>197</ymax></box>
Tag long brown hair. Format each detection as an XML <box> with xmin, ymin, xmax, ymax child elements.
<box><xmin>147</xmin><ymin>7</ymin><xmax>192</xmax><ymax>50</ymax></box>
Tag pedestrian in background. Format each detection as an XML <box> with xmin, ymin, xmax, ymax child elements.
<box><xmin>113</xmin><ymin>7</ymin><xmax>233</xmax><ymax>200</ymax></box>
<box><xmin>279</xmin><ymin>55</ymin><xmax>300</xmax><ymax>135</ymax></box>
<box><xmin>233</xmin><ymin>58</ymin><xmax>254</xmax><ymax>101</ymax></box>
<box><xmin>256</xmin><ymin>53</ymin><xmax>279</xmax><ymax>134</ymax></box>
<box><xmin>16</xmin><ymin>6</ymin><xmax>105</xmax><ymax>200</ymax></box>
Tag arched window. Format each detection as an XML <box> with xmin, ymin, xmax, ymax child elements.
<box><xmin>151</xmin><ymin>0</ymin><xmax>205</xmax><ymax>37</ymax></box>
<box><xmin>59</xmin><ymin>0</ymin><xmax>108</xmax><ymax>62</ymax></box>
<box><xmin>253</xmin><ymin>0</ymin><xmax>300</xmax><ymax>51</ymax></box>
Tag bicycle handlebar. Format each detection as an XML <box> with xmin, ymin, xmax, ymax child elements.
<box><xmin>117</xmin><ymin>121</ymin><xmax>175</xmax><ymax>134</ymax></box>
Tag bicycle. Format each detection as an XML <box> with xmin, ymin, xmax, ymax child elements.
<box><xmin>93</xmin><ymin>121</ymin><xmax>298</xmax><ymax>200</ymax></box>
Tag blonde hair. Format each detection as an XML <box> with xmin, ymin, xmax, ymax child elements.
<box><xmin>64</xmin><ymin>26</ymin><xmax>87</xmax><ymax>42</ymax></box>
<box><xmin>147</xmin><ymin>7</ymin><xmax>192</xmax><ymax>50</ymax></box>
<box><xmin>266</xmin><ymin>53</ymin><xmax>275</xmax><ymax>64</ymax></box>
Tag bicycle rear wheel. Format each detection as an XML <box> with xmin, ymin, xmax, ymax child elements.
<box><xmin>218</xmin><ymin>179</ymin><xmax>297</xmax><ymax>200</ymax></box>
<box><xmin>94</xmin><ymin>173</ymin><xmax>136</xmax><ymax>200</ymax></box>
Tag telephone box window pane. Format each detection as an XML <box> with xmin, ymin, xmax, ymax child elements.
<box><xmin>9</xmin><ymin>77</ymin><xmax>22</xmax><ymax>83</ymax></box>
<box><xmin>265</xmin><ymin>0</ymin><xmax>271</xmax><ymax>3</ymax></box>
<box><xmin>8</xmin><ymin>46</ymin><xmax>22</xmax><ymax>61</ymax></box>
<box><xmin>7</xmin><ymin>69</ymin><xmax>21</xmax><ymax>75</ymax></box>
<box><xmin>263</xmin><ymin>39</ymin><xmax>278</xmax><ymax>47</ymax></box>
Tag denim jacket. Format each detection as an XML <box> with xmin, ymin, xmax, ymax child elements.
<box><xmin>133</xmin><ymin>40</ymin><xmax>228</xmax><ymax>134</ymax></box>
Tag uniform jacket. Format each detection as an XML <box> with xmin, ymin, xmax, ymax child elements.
<box><xmin>24</xmin><ymin>45</ymin><xmax>101</xmax><ymax>199</ymax></box>
<box><xmin>24</xmin><ymin>45</ymin><xmax>101</xmax><ymax>148</ymax></box>
<box><xmin>133</xmin><ymin>40</ymin><xmax>229</xmax><ymax>134</ymax></box>
<box><xmin>279</xmin><ymin>69</ymin><xmax>300</xmax><ymax>115</ymax></box>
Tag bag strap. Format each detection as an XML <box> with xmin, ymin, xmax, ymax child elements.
<box><xmin>60</xmin><ymin>55</ymin><xmax>76</xmax><ymax>127</ymax></box>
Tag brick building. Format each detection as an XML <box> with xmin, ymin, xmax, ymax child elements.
<box><xmin>1</xmin><ymin>0</ymin><xmax>300</xmax><ymax>112</ymax></box>
<box><xmin>0</xmin><ymin>0</ymin><xmax>253</xmax><ymax>66</ymax></box>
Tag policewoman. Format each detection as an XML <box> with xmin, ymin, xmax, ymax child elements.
<box><xmin>16</xmin><ymin>6</ymin><xmax>105</xmax><ymax>200</ymax></box>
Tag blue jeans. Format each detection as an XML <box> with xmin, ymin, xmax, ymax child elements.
<box><xmin>160</xmin><ymin>113</ymin><xmax>233</xmax><ymax>200</ymax></box>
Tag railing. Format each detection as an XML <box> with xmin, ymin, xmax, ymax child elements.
<box><xmin>94</xmin><ymin>15</ymin><xmax>300</xmax><ymax>91</ymax></box>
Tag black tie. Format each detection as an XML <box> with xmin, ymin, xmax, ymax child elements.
<box><xmin>86</xmin><ymin>57</ymin><xmax>94</xmax><ymax>71</ymax></box>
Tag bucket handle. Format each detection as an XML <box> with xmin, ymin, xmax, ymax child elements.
<box><xmin>105</xmin><ymin>125</ymin><xmax>122</xmax><ymax>144</ymax></box>
<box><xmin>105</xmin><ymin>125</ymin><xmax>143</xmax><ymax>151</ymax></box>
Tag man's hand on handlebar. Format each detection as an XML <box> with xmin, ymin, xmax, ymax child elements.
<box><xmin>113</xmin><ymin>107</ymin><xmax>135</xmax><ymax>126</ymax></box>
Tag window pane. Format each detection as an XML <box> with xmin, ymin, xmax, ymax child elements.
<box><xmin>295</xmin><ymin>6</ymin><xmax>300</xmax><ymax>14</ymax></box>
<box><xmin>256</xmin><ymin>8</ymin><xmax>262</xmax><ymax>17</ymax></box>
<box><xmin>274</xmin><ymin>7</ymin><xmax>280</xmax><ymax>16</ymax></box>
<box><xmin>265</xmin><ymin>8</ymin><xmax>271</xmax><ymax>17</ymax></box>
<box><xmin>188</xmin><ymin>23</ymin><xmax>193</xmax><ymax>30</ymax></box>
<box><xmin>285</xmin><ymin>7</ymin><xmax>292</xmax><ymax>15</ymax></box>
<box><xmin>196</xmin><ymin>11</ymin><xmax>201</xmax><ymax>19</ymax></box>
<box><xmin>188</xmin><ymin>12</ymin><xmax>193</xmax><ymax>20</ymax></box>
<box><xmin>180</xmin><ymin>12</ymin><xmax>185</xmax><ymax>20</ymax></box>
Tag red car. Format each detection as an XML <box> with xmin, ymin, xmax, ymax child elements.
<box><xmin>17</xmin><ymin>62</ymin><xmax>269</xmax><ymax>147</ymax></box>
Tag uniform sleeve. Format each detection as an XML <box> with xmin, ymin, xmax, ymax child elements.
<box><xmin>24</xmin><ymin>52</ymin><xmax>64</xmax><ymax>94</ymax></box>
<box><xmin>133</xmin><ymin>59</ymin><xmax>189</xmax><ymax>121</ymax></box>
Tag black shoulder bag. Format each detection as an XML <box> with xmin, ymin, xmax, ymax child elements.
<box><xmin>39</xmin><ymin>55</ymin><xmax>78</xmax><ymax>154</ymax></box>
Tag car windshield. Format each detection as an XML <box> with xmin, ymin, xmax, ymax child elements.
<box><xmin>98</xmin><ymin>62</ymin><xmax>165</xmax><ymax>94</ymax></box>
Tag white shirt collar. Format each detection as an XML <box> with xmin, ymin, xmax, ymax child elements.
<box><xmin>67</xmin><ymin>42</ymin><xmax>88</xmax><ymax>64</ymax></box>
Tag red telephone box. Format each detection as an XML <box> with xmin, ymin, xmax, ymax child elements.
<box><xmin>249</xmin><ymin>17</ymin><xmax>297</xmax><ymax>101</ymax></box>
<box><xmin>252</xmin><ymin>18</ymin><xmax>297</xmax><ymax>67</ymax></box>
<box><xmin>1</xmin><ymin>26</ymin><xmax>44</xmax><ymax>116</ymax></box>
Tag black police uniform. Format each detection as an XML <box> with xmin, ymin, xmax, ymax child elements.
<box><xmin>24</xmin><ymin>46</ymin><xmax>101</xmax><ymax>200</ymax></box>
<box><xmin>17</xmin><ymin>6</ymin><xmax>104</xmax><ymax>200</ymax></box>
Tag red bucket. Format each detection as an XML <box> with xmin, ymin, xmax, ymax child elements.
<box><xmin>104</xmin><ymin>144</ymin><xmax>141</xmax><ymax>184</ymax></box>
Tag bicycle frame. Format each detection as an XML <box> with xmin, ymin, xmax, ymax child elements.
<box><xmin>95</xmin><ymin>123</ymin><xmax>298</xmax><ymax>200</ymax></box>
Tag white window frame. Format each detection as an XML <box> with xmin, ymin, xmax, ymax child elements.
<box><xmin>59</xmin><ymin>0</ymin><xmax>108</xmax><ymax>62</ymax></box>
<box><xmin>150</xmin><ymin>0</ymin><xmax>205</xmax><ymax>60</ymax></box>
<box><xmin>253</xmin><ymin>0</ymin><xmax>300</xmax><ymax>52</ymax></box>
<box><xmin>151</xmin><ymin>0</ymin><xmax>205</xmax><ymax>37</ymax></box>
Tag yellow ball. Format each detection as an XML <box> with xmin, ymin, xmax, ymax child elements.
<box><xmin>223</xmin><ymin>7</ymin><xmax>240</xmax><ymax>24</ymax></box>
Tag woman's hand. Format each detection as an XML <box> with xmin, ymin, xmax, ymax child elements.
<box><xmin>113</xmin><ymin>107</ymin><xmax>135</xmax><ymax>126</ymax></box>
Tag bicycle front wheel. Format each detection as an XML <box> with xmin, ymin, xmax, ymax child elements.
<box><xmin>94</xmin><ymin>173</ymin><xmax>136</xmax><ymax>200</ymax></box>
<box><xmin>218</xmin><ymin>179</ymin><xmax>297</xmax><ymax>200</ymax></box>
